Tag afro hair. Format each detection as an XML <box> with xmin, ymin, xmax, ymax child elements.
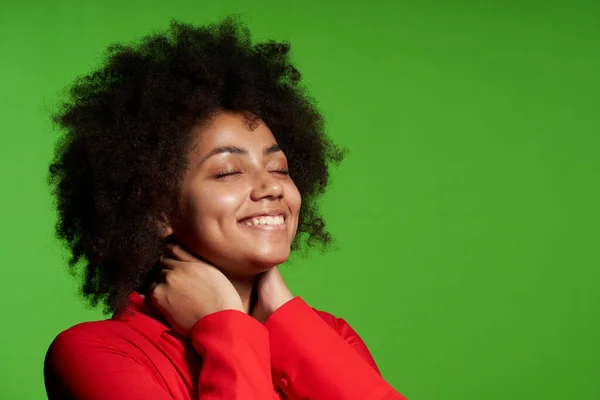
<box><xmin>47</xmin><ymin>16</ymin><xmax>346</xmax><ymax>314</ymax></box>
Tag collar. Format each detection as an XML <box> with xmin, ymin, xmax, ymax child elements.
<box><xmin>112</xmin><ymin>291</ymin><xmax>171</xmax><ymax>341</ymax></box>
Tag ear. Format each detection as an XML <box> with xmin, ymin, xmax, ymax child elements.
<box><xmin>161</xmin><ymin>224</ymin><xmax>174</xmax><ymax>238</ymax></box>
<box><xmin>152</xmin><ymin>212</ymin><xmax>175</xmax><ymax>238</ymax></box>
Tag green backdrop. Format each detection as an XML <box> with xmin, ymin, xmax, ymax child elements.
<box><xmin>1</xmin><ymin>1</ymin><xmax>599</xmax><ymax>399</ymax></box>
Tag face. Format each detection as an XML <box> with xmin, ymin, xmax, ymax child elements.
<box><xmin>165</xmin><ymin>111</ymin><xmax>301</xmax><ymax>279</ymax></box>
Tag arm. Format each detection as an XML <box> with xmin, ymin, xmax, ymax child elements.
<box><xmin>264</xmin><ymin>297</ymin><xmax>408</xmax><ymax>400</ymax></box>
<box><xmin>331</xmin><ymin>315</ymin><xmax>383</xmax><ymax>376</ymax></box>
<box><xmin>44</xmin><ymin>310</ymin><xmax>276</xmax><ymax>400</ymax></box>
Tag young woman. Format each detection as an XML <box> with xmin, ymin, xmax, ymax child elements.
<box><xmin>44</xmin><ymin>16</ymin><xmax>407</xmax><ymax>400</ymax></box>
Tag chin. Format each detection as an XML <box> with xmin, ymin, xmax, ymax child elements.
<box><xmin>248</xmin><ymin>248</ymin><xmax>290</xmax><ymax>268</ymax></box>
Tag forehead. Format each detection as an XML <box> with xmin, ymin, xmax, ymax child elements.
<box><xmin>193</xmin><ymin>111</ymin><xmax>277</xmax><ymax>151</ymax></box>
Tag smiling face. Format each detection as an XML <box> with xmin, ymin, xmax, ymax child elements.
<box><xmin>164</xmin><ymin>110</ymin><xmax>301</xmax><ymax>279</ymax></box>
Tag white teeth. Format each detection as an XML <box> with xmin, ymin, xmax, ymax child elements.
<box><xmin>243</xmin><ymin>215</ymin><xmax>285</xmax><ymax>226</ymax></box>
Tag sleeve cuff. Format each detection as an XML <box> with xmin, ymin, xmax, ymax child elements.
<box><xmin>190</xmin><ymin>309</ymin><xmax>275</xmax><ymax>397</ymax></box>
<box><xmin>192</xmin><ymin>309</ymin><xmax>270</xmax><ymax>356</ymax></box>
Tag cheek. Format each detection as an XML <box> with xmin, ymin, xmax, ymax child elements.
<box><xmin>287</xmin><ymin>187</ymin><xmax>301</xmax><ymax>240</ymax></box>
<box><xmin>213</xmin><ymin>191</ymin><xmax>242</xmax><ymax>213</ymax></box>
<box><xmin>286</xmin><ymin>182</ymin><xmax>302</xmax><ymax>214</ymax></box>
<box><xmin>184</xmin><ymin>188</ymin><xmax>241</xmax><ymax>229</ymax></box>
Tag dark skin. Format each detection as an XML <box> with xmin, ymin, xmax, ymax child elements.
<box><xmin>149</xmin><ymin>110</ymin><xmax>298</xmax><ymax>334</ymax></box>
<box><xmin>47</xmin><ymin>18</ymin><xmax>346</xmax><ymax>314</ymax></box>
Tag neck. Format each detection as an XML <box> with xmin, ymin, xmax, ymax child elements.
<box><xmin>229</xmin><ymin>275</ymin><xmax>258</xmax><ymax>315</ymax></box>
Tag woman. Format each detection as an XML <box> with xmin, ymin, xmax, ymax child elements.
<box><xmin>44</xmin><ymin>16</ymin><xmax>406</xmax><ymax>399</ymax></box>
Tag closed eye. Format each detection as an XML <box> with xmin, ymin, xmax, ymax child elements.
<box><xmin>215</xmin><ymin>170</ymin><xmax>240</xmax><ymax>178</ymax></box>
<box><xmin>214</xmin><ymin>169</ymin><xmax>289</xmax><ymax>179</ymax></box>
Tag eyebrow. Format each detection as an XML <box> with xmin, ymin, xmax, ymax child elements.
<box><xmin>197</xmin><ymin>143</ymin><xmax>282</xmax><ymax>166</ymax></box>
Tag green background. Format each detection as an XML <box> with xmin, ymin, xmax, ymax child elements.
<box><xmin>1</xmin><ymin>0</ymin><xmax>599</xmax><ymax>399</ymax></box>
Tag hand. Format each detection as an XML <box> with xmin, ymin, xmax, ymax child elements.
<box><xmin>149</xmin><ymin>243</ymin><xmax>245</xmax><ymax>337</ymax></box>
<box><xmin>251</xmin><ymin>266</ymin><xmax>295</xmax><ymax>324</ymax></box>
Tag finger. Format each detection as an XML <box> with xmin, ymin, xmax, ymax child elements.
<box><xmin>159</xmin><ymin>255</ymin><xmax>181</xmax><ymax>269</ymax></box>
<box><xmin>149</xmin><ymin>269</ymin><xmax>170</xmax><ymax>297</ymax></box>
<box><xmin>148</xmin><ymin>281</ymin><xmax>164</xmax><ymax>311</ymax></box>
<box><xmin>149</xmin><ymin>280</ymin><xmax>162</xmax><ymax>301</ymax></box>
<box><xmin>158</xmin><ymin>268</ymin><xmax>171</xmax><ymax>284</ymax></box>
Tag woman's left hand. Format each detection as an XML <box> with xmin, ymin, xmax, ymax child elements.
<box><xmin>251</xmin><ymin>266</ymin><xmax>295</xmax><ymax>324</ymax></box>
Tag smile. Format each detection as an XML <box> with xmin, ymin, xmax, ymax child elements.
<box><xmin>238</xmin><ymin>215</ymin><xmax>286</xmax><ymax>231</ymax></box>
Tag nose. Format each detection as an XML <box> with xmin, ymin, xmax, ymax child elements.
<box><xmin>249</xmin><ymin>169</ymin><xmax>284</xmax><ymax>201</ymax></box>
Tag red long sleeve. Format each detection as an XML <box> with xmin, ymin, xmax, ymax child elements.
<box><xmin>265</xmin><ymin>296</ymin><xmax>407</xmax><ymax>400</ymax></box>
<box><xmin>44</xmin><ymin>308</ymin><xmax>276</xmax><ymax>399</ymax></box>
<box><xmin>44</xmin><ymin>291</ymin><xmax>407</xmax><ymax>399</ymax></box>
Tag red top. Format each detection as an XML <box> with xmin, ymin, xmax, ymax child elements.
<box><xmin>44</xmin><ymin>292</ymin><xmax>407</xmax><ymax>399</ymax></box>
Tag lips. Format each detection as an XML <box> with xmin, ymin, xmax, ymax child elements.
<box><xmin>238</xmin><ymin>209</ymin><xmax>288</xmax><ymax>223</ymax></box>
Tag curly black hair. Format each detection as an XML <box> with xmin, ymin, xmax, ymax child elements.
<box><xmin>47</xmin><ymin>16</ymin><xmax>346</xmax><ymax>315</ymax></box>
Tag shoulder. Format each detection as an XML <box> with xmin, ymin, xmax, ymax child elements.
<box><xmin>46</xmin><ymin>321</ymin><xmax>112</xmax><ymax>360</ymax></box>
<box><xmin>45</xmin><ymin>318</ymin><xmax>144</xmax><ymax>369</ymax></box>
<box><xmin>49</xmin><ymin>319</ymin><xmax>134</xmax><ymax>349</ymax></box>
<box><xmin>44</xmin><ymin>321</ymin><xmax>124</xmax><ymax>386</ymax></box>
<box><xmin>43</xmin><ymin>319</ymin><xmax>169</xmax><ymax>398</ymax></box>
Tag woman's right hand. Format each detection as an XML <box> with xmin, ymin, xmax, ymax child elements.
<box><xmin>149</xmin><ymin>242</ymin><xmax>245</xmax><ymax>337</ymax></box>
